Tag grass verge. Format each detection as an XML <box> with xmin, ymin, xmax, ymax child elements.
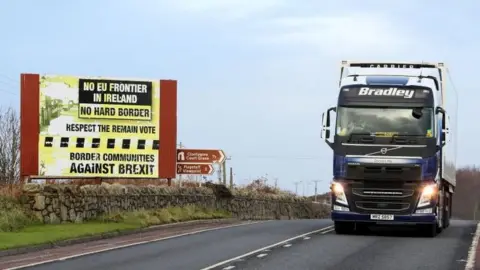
<box><xmin>0</xmin><ymin>204</ymin><xmax>231</xmax><ymax>250</ymax></box>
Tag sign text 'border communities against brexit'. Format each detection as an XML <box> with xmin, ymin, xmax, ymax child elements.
<box><xmin>69</xmin><ymin>152</ymin><xmax>155</xmax><ymax>175</ymax></box>
<box><xmin>78</xmin><ymin>79</ymin><xmax>153</xmax><ymax>121</ymax></box>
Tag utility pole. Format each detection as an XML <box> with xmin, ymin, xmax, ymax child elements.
<box><xmin>217</xmin><ymin>163</ymin><xmax>222</xmax><ymax>184</ymax></box>
<box><xmin>222</xmin><ymin>156</ymin><xmax>231</xmax><ymax>185</ymax></box>
<box><xmin>294</xmin><ymin>181</ymin><xmax>302</xmax><ymax>195</ymax></box>
<box><xmin>312</xmin><ymin>180</ymin><xmax>322</xmax><ymax>202</ymax></box>
<box><xmin>274</xmin><ymin>178</ymin><xmax>278</xmax><ymax>189</ymax></box>
<box><xmin>229</xmin><ymin>167</ymin><xmax>233</xmax><ymax>188</ymax></box>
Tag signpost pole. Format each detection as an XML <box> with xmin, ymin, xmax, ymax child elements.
<box><xmin>222</xmin><ymin>161</ymin><xmax>227</xmax><ymax>185</ymax></box>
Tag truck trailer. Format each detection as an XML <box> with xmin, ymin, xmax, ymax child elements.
<box><xmin>321</xmin><ymin>61</ymin><xmax>457</xmax><ymax>237</ymax></box>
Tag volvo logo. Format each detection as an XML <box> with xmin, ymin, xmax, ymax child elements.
<box><xmin>380</xmin><ymin>148</ymin><xmax>388</xmax><ymax>154</ymax></box>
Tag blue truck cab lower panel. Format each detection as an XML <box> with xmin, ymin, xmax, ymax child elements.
<box><xmin>331</xmin><ymin>154</ymin><xmax>440</xmax><ymax>226</ymax></box>
<box><xmin>331</xmin><ymin>211</ymin><xmax>436</xmax><ymax>225</ymax></box>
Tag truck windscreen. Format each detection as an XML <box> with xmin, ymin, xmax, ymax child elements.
<box><xmin>335</xmin><ymin>107</ymin><xmax>434</xmax><ymax>137</ymax></box>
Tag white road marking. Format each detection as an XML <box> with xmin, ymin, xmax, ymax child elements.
<box><xmin>200</xmin><ymin>225</ymin><xmax>334</xmax><ymax>270</ymax></box>
<box><xmin>2</xmin><ymin>255</ymin><xmax>52</xmax><ymax>264</ymax></box>
<box><xmin>257</xmin><ymin>253</ymin><xmax>268</xmax><ymax>258</ymax></box>
<box><xmin>5</xmin><ymin>221</ymin><xmax>269</xmax><ymax>270</ymax></box>
<box><xmin>222</xmin><ymin>266</ymin><xmax>236</xmax><ymax>270</ymax></box>
<box><xmin>303</xmin><ymin>236</ymin><xmax>311</xmax><ymax>240</ymax></box>
<box><xmin>283</xmin><ymin>244</ymin><xmax>292</xmax><ymax>248</ymax></box>
<box><xmin>465</xmin><ymin>222</ymin><xmax>480</xmax><ymax>270</ymax></box>
<box><xmin>321</xmin><ymin>228</ymin><xmax>335</xmax><ymax>234</ymax></box>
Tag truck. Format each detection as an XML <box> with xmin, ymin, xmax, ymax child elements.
<box><xmin>321</xmin><ymin>61</ymin><xmax>458</xmax><ymax>237</ymax></box>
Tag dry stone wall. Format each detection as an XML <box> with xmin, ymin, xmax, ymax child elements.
<box><xmin>20</xmin><ymin>183</ymin><xmax>330</xmax><ymax>224</ymax></box>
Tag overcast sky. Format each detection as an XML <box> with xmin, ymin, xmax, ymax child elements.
<box><xmin>0</xmin><ymin>0</ymin><xmax>478</xmax><ymax>195</ymax></box>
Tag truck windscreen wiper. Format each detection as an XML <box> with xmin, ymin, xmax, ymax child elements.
<box><xmin>347</xmin><ymin>132</ymin><xmax>374</xmax><ymax>143</ymax></box>
<box><xmin>390</xmin><ymin>134</ymin><xmax>426</xmax><ymax>144</ymax></box>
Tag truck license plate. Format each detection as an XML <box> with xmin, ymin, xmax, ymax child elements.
<box><xmin>370</xmin><ymin>214</ymin><xmax>394</xmax><ymax>220</ymax></box>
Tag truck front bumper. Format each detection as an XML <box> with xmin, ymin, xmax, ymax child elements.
<box><xmin>331</xmin><ymin>211</ymin><xmax>436</xmax><ymax>225</ymax></box>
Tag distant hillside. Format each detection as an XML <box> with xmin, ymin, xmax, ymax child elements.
<box><xmin>308</xmin><ymin>192</ymin><xmax>330</xmax><ymax>202</ymax></box>
<box><xmin>452</xmin><ymin>166</ymin><xmax>480</xmax><ymax>220</ymax></box>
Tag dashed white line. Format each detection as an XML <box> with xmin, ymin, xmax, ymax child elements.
<box><xmin>283</xmin><ymin>244</ymin><xmax>292</xmax><ymax>248</ymax></box>
<box><xmin>465</xmin><ymin>222</ymin><xmax>480</xmax><ymax>270</ymax></box>
<box><xmin>257</xmin><ymin>253</ymin><xmax>268</xmax><ymax>258</ymax></box>
<box><xmin>5</xmin><ymin>221</ymin><xmax>269</xmax><ymax>270</ymax></box>
<box><xmin>321</xmin><ymin>228</ymin><xmax>335</xmax><ymax>234</ymax></box>
<box><xmin>200</xmin><ymin>225</ymin><xmax>334</xmax><ymax>270</ymax></box>
<box><xmin>303</xmin><ymin>236</ymin><xmax>311</xmax><ymax>240</ymax></box>
<box><xmin>222</xmin><ymin>266</ymin><xmax>236</xmax><ymax>270</ymax></box>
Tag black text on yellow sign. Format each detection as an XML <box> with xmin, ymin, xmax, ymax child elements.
<box><xmin>79</xmin><ymin>104</ymin><xmax>152</xmax><ymax>121</ymax></box>
<box><xmin>69</xmin><ymin>162</ymin><xmax>156</xmax><ymax>176</ymax></box>
<box><xmin>68</xmin><ymin>152</ymin><xmax>158</xmax><ymax>177</ymax></box>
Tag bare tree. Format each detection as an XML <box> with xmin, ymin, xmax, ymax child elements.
<box><xmin>0</xmin><ymin>106</ymin><xmax>20</xmax><ymax>184</ymax></box>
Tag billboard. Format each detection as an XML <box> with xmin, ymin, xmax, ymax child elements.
<box><xmin>20</xmin><ymin>74</ymin><xmax>177</xmax><ymax>179</ymax></box>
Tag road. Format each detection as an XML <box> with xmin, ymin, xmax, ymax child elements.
<box><xmin>5</xmin><ymin>219</ymin><xmax>478</xmax><ymax>270</ymax></box>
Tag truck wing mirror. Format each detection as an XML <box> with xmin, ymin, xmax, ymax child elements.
<box><xmin>435</xmin><ymin>106</ymin><xmax>447</xmax><ymax>147</ymax></box>
<box><xmin>325</xmin><ymin>107</ymin><xmax>336</xmax><ymax>127</ymax></box>
<box><xmin>321</xmin><ymin>107</ymin><xmax>336</xmax><ymax>150</ymax></box>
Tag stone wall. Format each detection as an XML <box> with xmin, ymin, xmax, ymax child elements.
<box><xmin>20</xmin><ymin>183</ymin><xmax>330</xmax><ymax>224</ymax></box>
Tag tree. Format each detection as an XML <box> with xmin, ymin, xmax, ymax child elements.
<box><xmin>0</xmin><ymin>106</ymin><xmax>19</xmax><ymax>184</ymax></box>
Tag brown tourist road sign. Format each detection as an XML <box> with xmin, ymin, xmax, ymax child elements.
<box><xmin>177</xmin><ymin>164</ymin><xmax>214</xmax><ymax>175</ymax></box>
<box><xmin>176</xmin><ymin>149</ymin><xmax>226</xmax><ymax>164</ymax></box>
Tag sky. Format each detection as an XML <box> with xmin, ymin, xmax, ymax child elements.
<box><xmin>0</xmin><ymin>0</ymin><xmax>479</xmax><ymax>195</ymax></box>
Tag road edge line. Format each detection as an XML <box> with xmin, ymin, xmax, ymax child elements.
<box><xmin>199</xmin><ymin>224</ymin><xmax>334</xmax><ymax>270</ymax></box>
<box><xmin>466</xmin><ymin>221</ymin><xmax>480</xmax><ymax>270</ymax></box>
<box><xmin>5</xmin><ymin>220</ymin><xmax>270</xmax><ymax>270</ymax></box>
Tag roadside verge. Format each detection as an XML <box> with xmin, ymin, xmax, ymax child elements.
<box><xmin>0</xmin><ymin>218</ymin><xmax>244</xmax><ymax>258</ymax></box>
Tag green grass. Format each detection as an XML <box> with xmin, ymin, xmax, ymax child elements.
<box><xmin>0</xmin><ymin>204</ymin><xmax>231</xmax><ymax>250</ymax></box>
<box><xmin>0</xmin><ymin>222</ymin><xmax>138</xmax><ymax>250</ymax></box>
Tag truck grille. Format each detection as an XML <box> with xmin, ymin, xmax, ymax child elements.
<box><xmin>346</xmin><ymin>165</ymin><xmax>421</xmax><ymax>181</ymax></box>
<box><xmin>355</xmin><ymin>201</ymin><xmax>410</xmax><ymax>212</ymax></box>
<box><xmin>346</xmin><ymin>181</ymin><xmax>421</xmax><ymax>215</ymax></box>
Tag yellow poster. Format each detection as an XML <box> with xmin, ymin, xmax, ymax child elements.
<box><xmin>38</xmin><ymin>75</ymin><xmax>160</xmax><ymax>178</ymax></box>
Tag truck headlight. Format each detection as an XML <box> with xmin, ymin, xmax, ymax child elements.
<box><xmin>417</xmin><ymin>184</ymin><xmax>437</xmax><ymax>208</ymax></box>
<box><xmin>332</xmin><ymin>182</ymin><xmax>348</xmax><ymax>206</ymax></box>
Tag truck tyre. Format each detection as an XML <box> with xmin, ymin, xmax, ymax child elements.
<box><xmin>436</xmin><ymin>191</ymin><xmax>444</xmax><ymax>234</ymax></box>
<box><xmin>334</xmin><ymin>221</ymin><xmax>354</xmax><ymax>234</ymax></box>
<box><xmin>443</xmin><ymin>191</ymin><xmax>451</xmax><ymax>229</ymax></box>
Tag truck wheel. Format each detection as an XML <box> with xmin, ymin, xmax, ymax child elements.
<box><xmin>443</xmin><ymin>191</ymin><xmax>451</xmax><ymax>229</ymax></box>
<box><xmin>334</xmin><ymin>221</ymin><xmax>354</xmax><ymax>234</ymax></box>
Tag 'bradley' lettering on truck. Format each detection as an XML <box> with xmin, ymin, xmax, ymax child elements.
<box><xmin>358</xmin><ymin>87</ymin><xmax>414</xmax><ymax>99</ymax></box>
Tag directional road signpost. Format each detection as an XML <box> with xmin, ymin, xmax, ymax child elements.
<box><xmin>176</xmin><ymin>149</ymin><xmax>225</xmax><ymax>175</ymax></box>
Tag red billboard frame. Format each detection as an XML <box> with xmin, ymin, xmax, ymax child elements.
<box><xmin>20</xmin><ymin>74</ymin><xmax>177</xmax><ymax>181</ymax></box>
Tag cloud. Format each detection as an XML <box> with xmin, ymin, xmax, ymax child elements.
<box><xmin>251</xmin><ymin>13</ymin><xmax>415</xmax><ymax>56</ymax></box>
<box><xmin>164</xmin><ymin>0</ymin><xmax>286</xmax><ymax>21</ymax></box>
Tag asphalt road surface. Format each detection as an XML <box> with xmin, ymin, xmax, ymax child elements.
<box><xmin>8</xmin><ymin>219</ymin><xmax>478</xmax><ymax>270</ymax></box>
